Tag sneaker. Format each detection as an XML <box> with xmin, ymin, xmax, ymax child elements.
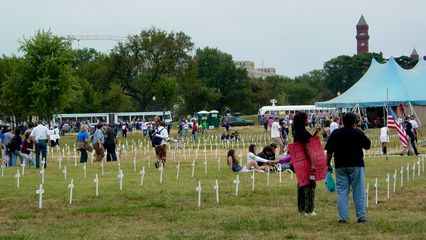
<box><xmin>357</xmin><ymin>218</ymin><xmax>368</xmax><ymax>224</ymax></box>
<box><xmin>304</xmin><ymin>212</ymin><xmax>317</xmax><ymax>216</ymax></box>
<box><xmin>339</xmin><ymin>220</ymin><xmax>348</xmax><ymax>224</ymax></box>
<box><xmin>154</xmin><ymin>161</ymin><xmax>159</xmax><ymax>168</ymax></box>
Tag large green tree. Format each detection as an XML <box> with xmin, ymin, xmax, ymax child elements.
<box><xmin>323</xmin><ymin>52</ymin><xmax>385</xmax><ymax>97</ymax></box>
<box><xmin>194</xmin><ymin>47</ymin><xmax>253</xmax><ymax>113</ymax></box>
<box><xmin>109</xmin><ymin>28</ymin><xmax>194</xmax><ymax>111</ymax></box>
<box><xmin>0</xmin><ymin>56</ymin><xmax>29</xmax><ymax>123</ymax></box>
<box><xmin>19</xmin><ymin>30</ymin><xmax>77</xmax><ymax>119</ymax></box>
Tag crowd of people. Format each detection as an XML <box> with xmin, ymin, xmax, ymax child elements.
<box><xmin>0</xmin><ymin>108</ymin><xmax>423</xmax><ymax>225</ymax></box>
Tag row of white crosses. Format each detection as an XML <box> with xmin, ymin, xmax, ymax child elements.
<box><xmin>368</xmin><ymin>157</ymin><xmax>425</xmax><ymax>208</ymax></box>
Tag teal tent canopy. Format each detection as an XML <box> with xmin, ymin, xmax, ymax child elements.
<box><xmin>316</xmin><ymin>57</ymin><xmax>426</xmax><ymax>108</ymax></box>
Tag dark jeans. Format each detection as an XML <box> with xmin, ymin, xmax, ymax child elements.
<box><xmin>35</xmin><ymin>140</ymin><xmax>47</xmax><ymax>168</ymax></box>
<box><xmin>105</xmin><ymin>144</ymin><xmax>117</xmax><ymax>161</ymax></box>
<box><xmin>80</xmin><ymin>149</ymin><xmax>87</xmax><ymax>163</ymax></box>
<box><xmin>297</xmin><ymin>181</ymin><xmax>316</xmax><ymax>214</ymax></box>
<box><xmin>409</xmin><ymin>134</ymin><xmax>419</xmax><ymax>155</ymax></box>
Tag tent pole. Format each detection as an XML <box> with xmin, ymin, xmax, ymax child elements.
<box><xmin>408</xmin><ymin>101</ymin><xmax>422</xmax><ymax>127</ymax></box>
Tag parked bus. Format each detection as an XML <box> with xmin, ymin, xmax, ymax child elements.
<box><xmin>258</xmin><ymin>105</ymin><xmax>335</xmax><ymax>124</ymax></box>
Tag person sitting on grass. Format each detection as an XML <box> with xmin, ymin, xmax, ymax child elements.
<box><xmin>227</xmin><ymin>149</ymin><xmax>265</xmax><ymax>173</ymax></box>
<box><xmin>247</xmin><ymin>144</ymin><xmax>276</xmax><ymax>171</ymax></box>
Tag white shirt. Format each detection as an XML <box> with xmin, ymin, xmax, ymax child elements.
<box><xmin>49</xmin><ymin>129</ymin><xmax>57</xmax><ymax>141</ymax></box>
<box><xmin>379</xmin><ymin>127</ymin><xmax>389</xmax><ymax>143</ymax></box>
<box><xmin>183</xmin><ymin>122</ymin><xmax>189</xmax><ymax>130</ymax></box>
<box><xmin>54</xmin><ymin>128</ymin><xmax>60</xmax><ymax>139</ymax></box>
<box><xmin>155</xmin><ymin>126</ymin><xmax>169</xmax><ymax>145</ymax></box>
<box><xmin>409</xmin><ymin>120</ymin><xmax>419</xmax><ymax>129</ymax></box>
<box><xmin>247</xmin><ymin>152</ymin><xmax>268</xmax><ymax>164</ymax></box>
<box><xmin>271</xmin><ymin>121</ymin><xmax>281</xmax><ymax>138</ymax></box>
<box><xmin>330</xmin><ymin>121</ymin><xmax>339</xmax><ymax>134</ymax></box>
<box><xmin>30</xmin><ymin>124</ymin><xmax>49</xmax><ymax>141</ymax></box>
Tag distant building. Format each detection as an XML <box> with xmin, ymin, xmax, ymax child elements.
<box><xmin>356</xmin><ymin>15</ymin><xmax>369</xmax><ymax>55</ymax></box>
<box><xmin>234</xmin><ymin>61</ymin><xmax>276</xmax><ymax>79</ymax></box>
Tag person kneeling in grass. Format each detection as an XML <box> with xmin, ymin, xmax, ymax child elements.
<box><xmin>248</xmin><ymin>144</ymin><xmax>276</xmax><ymax>171</ymax></box>
<box><xmin>227</xmin><ymin>149</ymin><xmax>265</xmax><ymax>173</ymax></box>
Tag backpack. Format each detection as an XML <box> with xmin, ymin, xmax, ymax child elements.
<box><xmin>151</xmin><ymin>128</ymin><xmax>164</xmax><ymax>146</ymax></box>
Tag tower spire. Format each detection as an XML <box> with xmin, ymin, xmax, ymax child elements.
<box><xmin>356</xmin><ymin>15</ymin><xmax>369</xmax><ymax>55</ymax></box>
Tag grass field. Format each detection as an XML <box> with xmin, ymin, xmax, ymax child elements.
<box><xmin>1</xmin><ymin>125</ymin><xmax>426</xmax><ymax>240</ymax></box>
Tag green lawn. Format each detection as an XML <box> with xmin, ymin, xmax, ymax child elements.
<box><xmin>1</xmin><ymin>126</ymin><xmax>425</xmax><ymax>240</ymax></box>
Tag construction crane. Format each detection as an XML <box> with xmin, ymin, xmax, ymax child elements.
<box><xmin>63</xmin><ymin>35</ymin><xmax>128</xmax><ymax>46</ymax></box>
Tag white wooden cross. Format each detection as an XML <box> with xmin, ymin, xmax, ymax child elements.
<box><xmin>233</xmin><ymin>175</ymin><xmax>240</xmax><ymax>197</ymax></box>
<box><xmin>393</xmin><ymin>169</ymin><xmax>397</xmax><ymax>193</ymax></box>
<box><xmin>417</xmin><ymin>159</ymin><xmax>421</xmax><ymax>177</ymax></box>
<box><xmin>68</xmin><ymin>178</ymin><xmax>74</xmax><ymax>205</ymax></box>
<box><xmin>422</xmin><ymin>157</ymin><xmax>425</xmax><ymax>174</ymax></box>
<box><xmin>36</xmin><ymin>184</ymin><xmax>44</xmax><ymax>209</ymax></box>
<box><xmin>40</xmin><ymin>163</ymin><xmax>45</xmax><ymax>184</ymax></box>
<box><xmin>204</xmin><ymin>158</ymin><xmax>208</xmax><ymax>175</ymax></box>
<box><xmin>191</xmin><ymin>160</ymin><xmax>195</xmax><ymax>178</ymax></box>
<box><xmin>15</xmin><ymin>169</ymin><xmax>20</xmax><ymax>189</ymax></box>
<box><xmin>21</xmin><ymin>161</ymin><xmax>25</xmax><ymax>176</ymax></box>
<box><xmin>83</xmin><ymin>163</ymin><xmax>87</xmax><ymax>179</ymax></box>
<box><xmin>1</xmin><ymin>164</ymin><xmax>4</xmax><ymax>177</ymax></box>
<box><xmin>412</xmin><ymin>163</ymin><xmax>416</xmax><ymax>180</ymax></box>
<box><xmin>118</xmin><ymin>169</ymin><xmax>124</xmax><ymax>191</ymax></box>
<box><xmin>365</xmin><ymin>183</ymin><xmax>369</xmax><ymax>208</ymax></box>
<box><xmin>196</xmin><ymin>181</ymin><xmax>202</xmax><ymax>209</ymax></box>
<box><xmin>133</xmin><ymin>156</ymin><xmax>137</xmax><ymax>173</ymax></box>
<box><xmin>94</xmin><ymin>174</ymin><xmax>99</xmax><ymax>197</ymax></box>
<box><xmin>267</xmin><ymin>169</ymin><xmax>270</xmax><ymax>186</ymax></box>
<box><xmin>90</xmin><ymin>151</ymin><xmax>94</xmax><ymax>164</ymax></box>
<box><xmin>63</xmin><ymin>166</ymin><xmax>67</xmax><ymax>180</ymax></box>
<box><xmin>217</xmin><ymin>156</ymin><xmax>221</xmax><ymax>172</ymax></box>
<box><xmin>213</xmin><ymin>179</ymin><xmax>219</xmax><ymax>205</ymax></box>
<box><xmin>400</xmin><ymin>166</ymin><xmax>404</xmax><ymax>188</ymax></box>
<box><xmin>159</xmin><ymin>164</ymin><xmax>164</xmax><ymax>184</ymax></box>
<box><xmin>277</xmin><ymin>164</ymin><xmax>282</xmax><ymax>183</ymax></box>
<box><xmin>101</xmin><ymin>160</ymin><xmax>104</xmax><ymax>176</ymax></box>
<box><xmin>57</xmin><ymin>157</ymin><xmax>63</xmax><ymax>170</ymax></box>
<box><xmin>406</xmin><ymin>162</ymin><xmax>410</xmax><ymax>182</ymax></box>
<box><xmin>176</xmin><ymin>162</ymin><xmax>180</xmax><ymax>181</ymax></box>
<box><xmin>374</xmin><ymin>177</ymin><xmax>378</xmax><ymax>206</ymax></box>
<box><xmin>140</xmin><ymin>166</ymin><xmax>145</xmax><ymax>187</ymax></box>
<box><xmin>385</xmin><ymin>173</ymin><xmax>390</xmax><ymax>200</ymax></box>
<box><xmin>74</xmin><ymin>149</ymin><xmax>77</xmax><ymax>166</ymax></box>
<box><xmin>251</xmin><ymin>170</ymin><xmax>255</xmax><ymax>192</ymax></box>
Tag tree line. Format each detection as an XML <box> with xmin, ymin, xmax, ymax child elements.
<box><xmin>0</xmin><ymin>28</ymin><xmax>419</xmax><ymax>122</ymax></box>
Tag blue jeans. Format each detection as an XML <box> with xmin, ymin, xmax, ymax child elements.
<box><xmin>193</xmin><ymin>131</ymin><xmax>197</xmax><ymax>143</ymax></box>
<box><xmin>335</xmin><ymin>167</ymin><xmax>366</xmax><ymax>221</ymax></box>
<box><xmin>10</xmin><ymin>150</ymin><xmax>25</xmax><ymax>167</ymax></box>
<box><xmin>35</xmin><ymin>140</ymin><xmax>47</xmax><ymax>168</ymax></box>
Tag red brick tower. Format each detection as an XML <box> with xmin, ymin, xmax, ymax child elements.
<box><xmin>356</xmin><ymin>15</ymin><xmax>369</xmax><ymax>55</ymax></box>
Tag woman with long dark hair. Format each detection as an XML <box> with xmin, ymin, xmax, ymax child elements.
<box><xmin>227</xmin><ymin>149</ymin><xmax>264</xmax><ymax>172</ymax></box>
<box><xmin>293</xmin><ymin>112</ymin><xmax>320</xmax><ymax>216</ymax></box>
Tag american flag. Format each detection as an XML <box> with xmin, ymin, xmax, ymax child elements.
<box><xmin>387</xmin><ymin>106</ymin><xmax>408</xmax><ymax>147</ymax></box>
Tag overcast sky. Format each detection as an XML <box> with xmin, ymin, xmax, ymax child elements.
<box><xmin>1</xmin><ymin>0</ymin><xmax>425</xmax><ymax>77</ymax></box>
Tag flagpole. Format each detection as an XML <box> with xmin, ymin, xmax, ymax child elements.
<box><xmin>385</xmin><ymin>88</ymin><xmax>388</xmax><ymax>127</ymax></box>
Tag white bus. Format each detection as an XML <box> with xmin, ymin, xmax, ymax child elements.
<box><xmin>53</xmin><ymin>111</ymin><xmax>173</xmax><ymax>125</ymax></box>
<box><xmin>258</xmin><ymin>105</ymin><xmax>335</xmax><ymax>124</ymax></box>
